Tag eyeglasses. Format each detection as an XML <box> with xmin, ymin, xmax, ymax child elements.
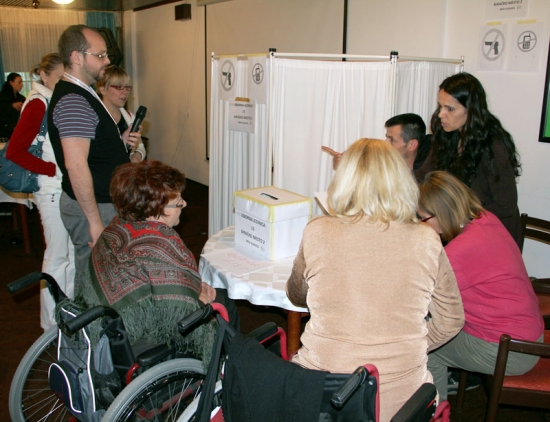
<box><xmin>165</xmin><ymin>198</ymin><xmax>185</xmax><ymax>209</ymax></box>
<box><xmin>80</xmin><ymin>51</ymin><xmax>109</xmax><ymax>60</ymax></box>
<box><xmin>110</xmin><ymin>84</ymin><xmax>133</xmax><ymax>91</ymax></box>
<box><xmin>421</xmin><ymin>215</ymin><xmax>435</xmax><ymax>223</ymax></box>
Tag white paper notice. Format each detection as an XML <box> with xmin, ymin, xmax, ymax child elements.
<box><xmin>507</xmin><ymin>22</ymin><xmax>544</xmax><ymax>72</ymax></box>
<box><xmin>478</xmin><ymin>24</ymin><xmax>507</xmax><ymax>71</ymax></box>
<box><xmin>485</xmin><ymin>0</ymin><xmax>528</xmax><ymax>20</ymax></box>
<box><xmin>229</xmin><ymin>101</ymin><xmax>255</xmax><ymax>133</ymax></box>
<box><xmin>201</xmin><ymin>248</ymin><xmax>274</xmax><ymax>276</ymax></box>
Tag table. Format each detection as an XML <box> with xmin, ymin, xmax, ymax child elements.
<box><xmin>199</xmin><ymin>226</ymin><xmax>308</xmax><ymax>355</ymax></box>
<box><xmin>0</xmin><ymin>142</ymin><xmax>33</xmax><ymax>254</ymax></box>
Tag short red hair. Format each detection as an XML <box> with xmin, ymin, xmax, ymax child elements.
<box><xmin>110</xmin><ymin>160</ymin><xmax>186</xmax><ymax>221</ymax></box>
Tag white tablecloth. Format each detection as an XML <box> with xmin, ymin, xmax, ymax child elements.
<box><xmin>199</xmin><ymin>226</ymin><xmax>308</xmax><ymax>312</ymax></box>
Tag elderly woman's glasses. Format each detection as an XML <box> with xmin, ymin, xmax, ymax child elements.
<box><xmin>165</xmin><ymin>197</ymin><xmax>185</xmax><ymax>209</ymax></box>
<box><xmin>110</xmin><ymin>84</ymin><xmax>133</xmax><ymax>91</ymax></box>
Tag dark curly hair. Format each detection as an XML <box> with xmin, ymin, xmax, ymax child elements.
<box><xmin>430</xmin><ymin>72</ymin><xmax>521</xmax><ymax>186</ymax></box>
<box><xmin>110</xmin><ymin>160</ymin><xmax>186</xmax><ymax>221</ymax></box>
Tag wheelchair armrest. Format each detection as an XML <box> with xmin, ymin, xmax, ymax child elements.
<box><xmin>62</xmin><ymin>306</ymin><xmax>120</xmax><ymax>335</ymax></box>
<box><xmin>136</xmin><ymin>343</ymin><xmax>177</xmax><ymax>368</ymax></box>
<box><xmin>331</xmin><ymin>366</ymin><xmax>369</xmax><ymax>408</ymax></box>
<box><xmin>390</xmin><ymin>383</ymin><xmax>437</xmax><ymax>422</ymax></box>
<box><xmin>246</xmin><ymin>322</ymin><xmax>278</xmax><ymax>343</ymax></box>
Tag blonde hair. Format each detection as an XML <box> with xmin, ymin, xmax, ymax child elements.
<box><xmin>96</xmin><ymin>65</ymin><xmax>130</xmax><ymax>98</ymax></box>
<box><xmin>418</xmin><ymin>171</ymin><xmax>484</xmax><ymax>242</ymax></box>
<box><xmin>328</xmin><ymin>138</ymin><xmax>419</xmax><ymax>224</ymax></box>
<box><xmin>30</xmin><ymin>53</ymin><xmax>63</xmax><ymax>85</ymax></box>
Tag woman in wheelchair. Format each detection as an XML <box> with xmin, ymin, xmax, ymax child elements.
<box><xmin>286</xmin><ymin>139</ymin><xmax>465</xmax><ymax>422</ymax></box>
<box><xmin>79</xmin><ymin>159</ymin><xmax>239</xmax><ymax>363</ymax></box>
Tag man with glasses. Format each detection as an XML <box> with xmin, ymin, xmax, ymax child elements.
<box><xmin>48</xmin><ymin>25</ymin><xmax>141</xmax><ymax>294</ymax></box>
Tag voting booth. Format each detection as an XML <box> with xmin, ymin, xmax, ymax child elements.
<box><xmin>209</xmin><ymin>51</ymin><xmax>463</xmax><ymax>236</ymax></box>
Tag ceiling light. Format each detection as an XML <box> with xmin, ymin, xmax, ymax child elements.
<box><xmin>52</xmin><ymin>0</ymin><xmax>75</xmax><ymax>4</ymax></box>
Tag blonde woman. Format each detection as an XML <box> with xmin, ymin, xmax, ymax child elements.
<box><xmin>286</xmin><ymin>139</ymin><xmax>464</xmax><ymax>422</ymax></box>
<box><xmin>96</xmin><ymin>65</ymin><xmax>146</xmax><ymax>163</ymax></box>
<box><xmin>418</xmin><ymin>171</ymin><xmax>543</xmax><ymax>402</ymax></box>
<box><xmin>6</xmin><ymin>53</ymin><xmax>74</xmax><ymax>330</ymax></box>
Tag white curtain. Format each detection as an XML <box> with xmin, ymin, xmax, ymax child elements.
<box><xmin>271</xmin><ymin>58</ymin><xmax>392</xmax><ymax>213</ymax></box>
<box><xmin>209</xmin><ymin>56</ymin><xmax>270</xmax><ymax>236</ymax></box>
<box><xmin>395</xmin><ymin>61</ymin><xmax>462</xmax><ymax>133</ymax></box>
<box><xmin>0</xmin><ymin>7</ymin><xmax>86</xmax><ymax>79</ymax></box>
<box><xmin>209</xmin><ymin>54</ymin><xmax>461</xmax><ymax>232</ymax></box>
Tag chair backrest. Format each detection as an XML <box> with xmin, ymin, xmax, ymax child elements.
<box><xmin>486</xmin><ymin>331</ymin><xmax>550</xmax><ymax>422</ymax></box>
<box><xmin>519</xmin><ymin>213</ymin><xmax>550</xmax><ymax>254</ymax></box>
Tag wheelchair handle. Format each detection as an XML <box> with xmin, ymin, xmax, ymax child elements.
<box><xmin>7</xmin><ymin>272</ymin><xmax>69</xmax><ymax>304</ymax></box>
<box><xmin>62</xmin><ymin>305</ymin><xmax>120</xmax><ymax>335</ymax></box>
<box><xmin>331</xmin><ymin>366</ymin><xmax>369</xmax><ymax>409</ymax></box>
<box><xmin>7</xmin><ymin>271</ymin><xmax>43</xmax><ymax>293</ymax></box>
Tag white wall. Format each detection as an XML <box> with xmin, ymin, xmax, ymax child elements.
<box><xmin>126</xmin><ymin>0</ymin><xmax>550</xmax><ymax>275</ymax></box>
<box><xmin>125</xmin><ymin>3</ymin><xmax>209</xmax><ymax>184</ymax></box>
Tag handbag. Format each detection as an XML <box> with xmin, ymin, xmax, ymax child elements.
<box><xmin>0</xmin><ymin>101</ymin><xmax>48</xmax><ymax>193</ymax></box>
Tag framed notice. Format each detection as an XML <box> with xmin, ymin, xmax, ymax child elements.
<box><xmin>539</xmin><ymin>42</ymin><xmax>550</xmax><ymax>143</ymax></box>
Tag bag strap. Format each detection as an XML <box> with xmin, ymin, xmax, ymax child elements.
<box><xmin>37</xmin><ymin>98</ymin><xmax>49</xmax><ymax>140</ymax></box>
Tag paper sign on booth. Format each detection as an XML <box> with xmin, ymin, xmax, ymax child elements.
<box><xmin>229</xmin><ymin>101</ymin><xmax>255</xmax><ymax>133</ymax></box>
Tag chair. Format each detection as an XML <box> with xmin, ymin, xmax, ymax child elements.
<box><xmin>519</xmin><ymin>213</ymin><xmax>550</xmax><ymax>316</ymax></box>
<box><xmin>456</xmin><ymin>214</ymin><xmax>550</xmax><ymax>412</ymax></box>
<box><xmin>485</xmin><ymin>321</ymin><xmax>550</xmax><ymax>422</ymax></box>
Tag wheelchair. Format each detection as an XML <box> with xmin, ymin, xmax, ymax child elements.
<box><xmin>110</xmin><ymin>302</ymin><xmax>451</xmax><ymax>422</ymax></box>
<box><xmin>8</xmin><ymin>272</ymin><xmax>207</xmax><ymax>422</ymax></box>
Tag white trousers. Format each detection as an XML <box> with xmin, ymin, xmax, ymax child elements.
<box><xmin>34</xmin><ymin>192</ymin><xmax>75</xmax><ymax>330</ymax></box>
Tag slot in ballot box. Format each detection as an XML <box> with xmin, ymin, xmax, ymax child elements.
<box><xmin>234</xmin><ymin>186</ymin><xmax>312</xmax><ymax>260</ymax></box>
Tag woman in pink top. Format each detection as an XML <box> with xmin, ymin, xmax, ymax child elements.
<box><xmin>418</xmin><ymin>170</ymin><xmax>543</xmax><ymax>401</ymax></box>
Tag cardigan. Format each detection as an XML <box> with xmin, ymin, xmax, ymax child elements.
<box><xmin>286</xmin><ymin>216</ymin><xmax>464</xmax><ymax>422</ymax></box>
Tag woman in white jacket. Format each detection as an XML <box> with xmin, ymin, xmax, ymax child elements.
<box><xmin>6</xmin><ymin>53</ymin><xmax>74</xmax><ymax>330</ymax></box>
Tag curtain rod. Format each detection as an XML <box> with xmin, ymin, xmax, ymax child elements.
<box><xmin>271</xmin><ymin>52</ymin><xmax>390</xmax><ymax>61</ymax></box>
<box><xmin>271</xmin><ymin>52</ymin><xmax>463</xmax><ymax>65</ymax></box>
<box><xmin>398</xmin><ymin>55</ymin><xmax>464</xmax><ymax>65</ymax></box>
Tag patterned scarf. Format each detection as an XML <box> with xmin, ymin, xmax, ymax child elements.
<box><xmin>79</xmin><ymin>216</ymin><xmax>215</xmax><ymax>362</ymax></box>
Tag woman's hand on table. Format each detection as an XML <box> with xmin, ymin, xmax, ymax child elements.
<box><xmin>199</xmin><ymin>282</ymin><xmax>216</xmax><ymax>304</ymax></box>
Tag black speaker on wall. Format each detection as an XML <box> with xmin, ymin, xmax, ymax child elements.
<box><xmin>175</xmin><ymin>4</ymin><xmax>191</xmax><ymax>21</ymax></box>
<box><xmin>95</xmin><ymin>27</ymin><xmax>123</xmax><ymax>67</ymax></box>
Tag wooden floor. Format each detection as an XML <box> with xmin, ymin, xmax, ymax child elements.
<box><xmin>1</xmin><ymin>180</ymin><xmax>548</xmax><ymax>421</ymax></box>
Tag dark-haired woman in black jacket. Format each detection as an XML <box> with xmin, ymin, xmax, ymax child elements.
<box><xmin>415</xmin><ymin>72</ymin><xmax>522</xmax><ymax>245</ymax></box>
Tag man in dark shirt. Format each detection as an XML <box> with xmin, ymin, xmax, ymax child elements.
<box><xmin>322</xmin><ymin>113</ymin><xmax>430</xmax><ymax>171</ymax></box>
<box><xmin>384</xmin><ymin>113</ymin><xmax>430</xmax><ymax>170</ymax></box>
<box><xmin>48</xmin><ymin>24</ymin><xmax>140</xmax><ymax>291</ymax></box>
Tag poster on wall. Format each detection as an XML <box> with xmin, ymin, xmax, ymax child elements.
<box><xmin>478</xmin><ymin>24</ymin><xmax>507</xmax><ymax>71</ymax></box>
<box><xmin>485</xmin><ymin>0</ymin><xmax>528</xmax><ymax>20</ymax></box>
<box><xmin>539</xmin><ymin>42</ymin><xmax>550</xmax><ymax>143</ymax></box>
<box><xmin>507</xmin><ymin>21</ymin><xmax>544</xmax><ymax>72</ymax></box>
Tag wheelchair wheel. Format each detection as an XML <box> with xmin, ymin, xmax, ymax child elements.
<box><xmin>102</xmin><ymin>358</ymin><xmax>206</xmax><ymax>421</ymax></box>
<box><xmin>177</xmin><ymin>380</ymin><xmax>223</xmax><ymax>422</ymax></box>
<box><xmin>9</xmin><ymin>327</ymin><xmax>71</xmax><ymax>421</ymax></box>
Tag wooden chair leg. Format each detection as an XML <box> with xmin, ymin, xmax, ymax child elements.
<box><xmin>455</xmin><ymin>370</ymin><xmax>469</xmax><ymax>411</ymax></box>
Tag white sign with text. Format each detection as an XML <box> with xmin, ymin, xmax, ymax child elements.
<box><xmin>229</xmin><ymin>101</ymin><xmax>255</xmax><ymax>133</ymax></box>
